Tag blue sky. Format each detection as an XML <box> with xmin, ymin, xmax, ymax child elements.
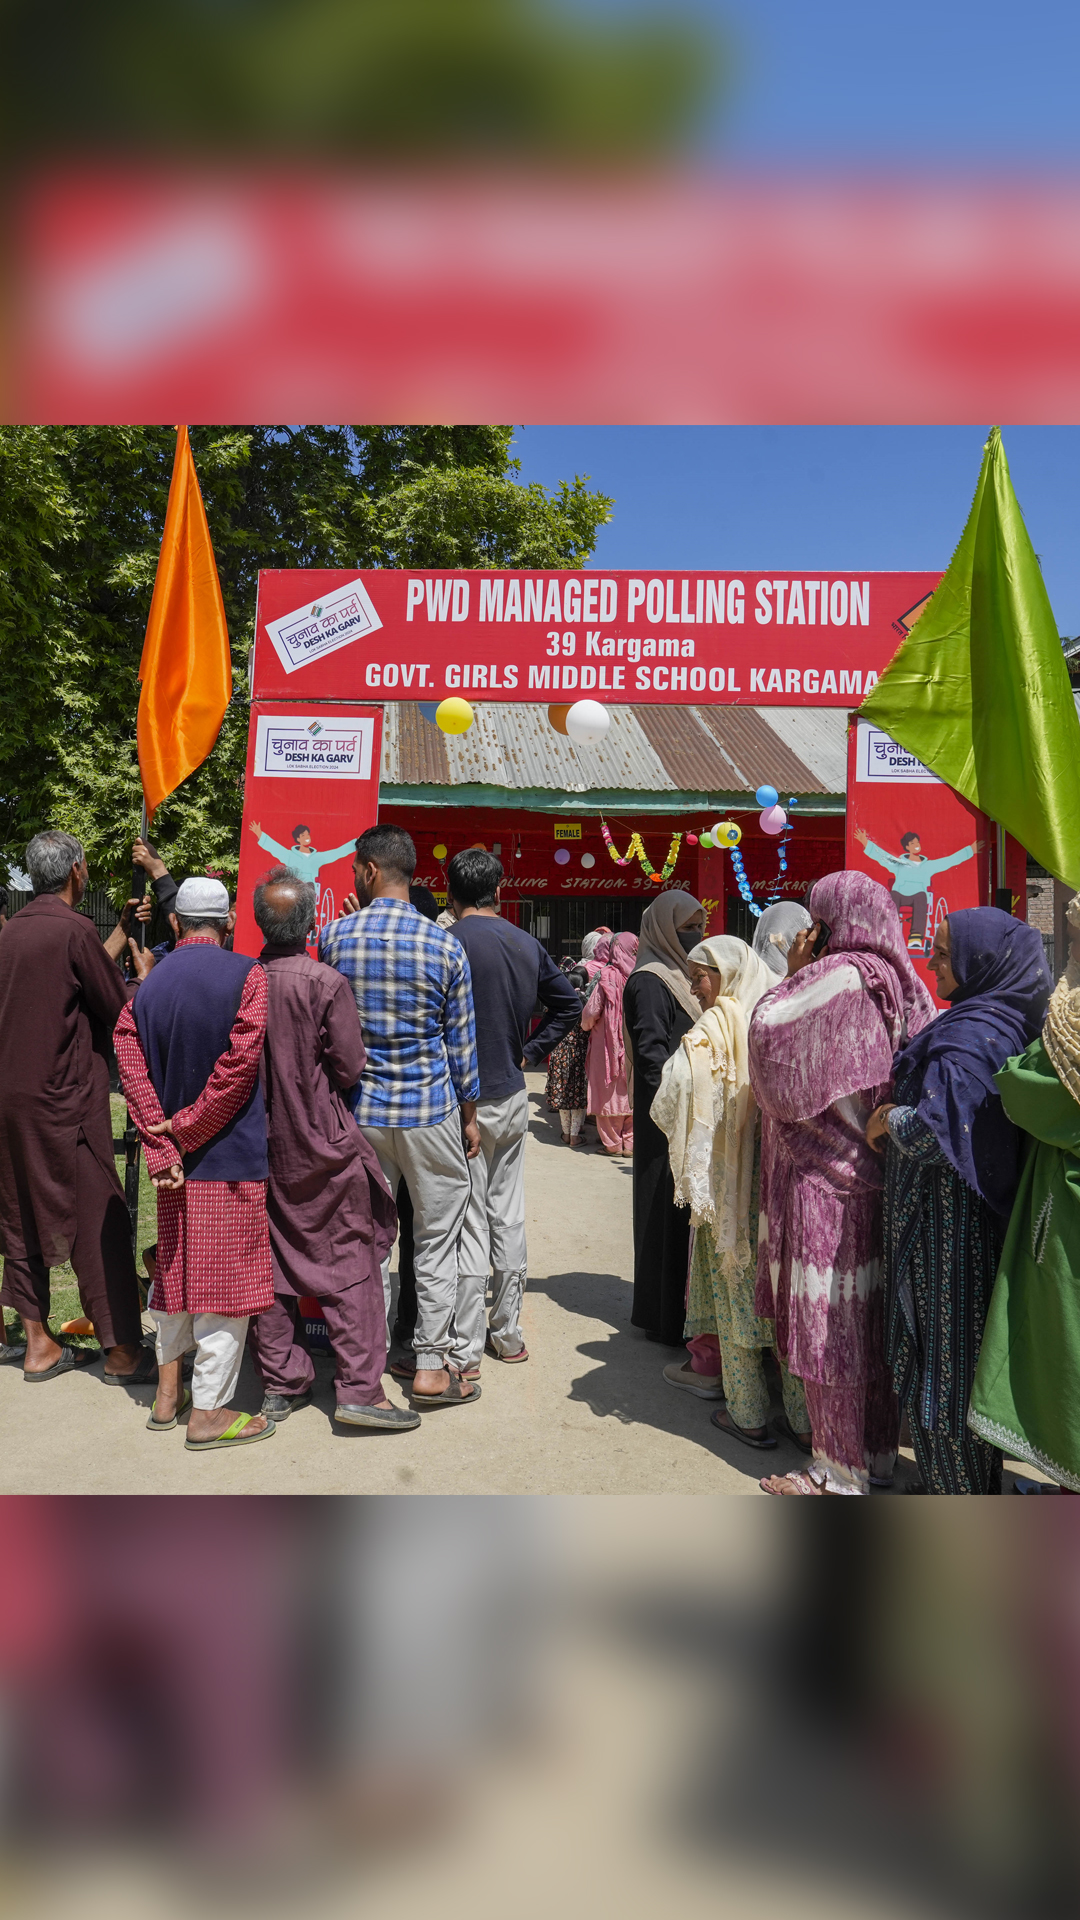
<box><xmin>578</xmin><ymin>0</ymin><xmax>1080</xmax><ymax>163</ymax></box>
<box><xmin>512</xmin><ymin>426</ymin><xmax>1080</xmax><ymax>636</ymax></box>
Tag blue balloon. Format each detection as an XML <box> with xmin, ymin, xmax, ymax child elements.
<box><xmin>755</xmin><ymin>784</ymin><xmax>778</xmax><ymax>808</ymax></box>
<box><xmin>418</xmin><ymin>702</ymin><xmax>440</xmax><ymax>724</ymax></box>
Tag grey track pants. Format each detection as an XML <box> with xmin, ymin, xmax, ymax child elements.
<box><xmin>455</xmin><ymin>1089</ymin><xmax>530</xmax><ymax>1368</ymax></box>
<box><xmin>361</xmin><ymin>1110</ymin><xmax>472</xmax><ymax>1372</ymax></box>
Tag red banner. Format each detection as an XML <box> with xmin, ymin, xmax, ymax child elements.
<box><xmin>844</xmin><ymin>718</ymin><xmax>1003</xmax><ymax>1007</ymax></box>
<box><xmin>251</xmin><ymin>568</ymin><xmax>939</xmax><ymax>708</ymax></box>
<box><xmin>233</xmin><ymin>702</ymin><xmax>382</xmax><ymax>958</ymax></box>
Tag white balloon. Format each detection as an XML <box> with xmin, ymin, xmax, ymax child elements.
<box><xmin>564</xmin><ymin>699</ymin><xmax>610</xmax><ymax>746</ymax></box>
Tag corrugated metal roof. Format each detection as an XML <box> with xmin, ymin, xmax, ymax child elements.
<box><xmin>380</xmin><ymin>703</ymin><xmax>845</xmax><ymax>797</ymax></box>
<box><xmin>762</xmin><ymin>706</ymin><xmax>849</xmax><ymax>793</ymax></box>
<box><xmin>633</xmin><ymin>705</ymin><xmax>747</xmax><ymax>793</ymax></box>
<box><xmin>696</xmin><ymin>706</ymin><xmax>826</xmax><ymax>793</ymax></box>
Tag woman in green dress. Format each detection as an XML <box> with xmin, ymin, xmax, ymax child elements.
<box><xmin>969</xmin><ymin>897</ymin><xmax>1080</xmax><ymax>1489</ymax></box>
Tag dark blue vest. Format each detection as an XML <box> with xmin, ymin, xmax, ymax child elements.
<box><xmin>133</xmin><ymin>945</ymin><xmax>268</xmax><ymax>1181</ymax></box>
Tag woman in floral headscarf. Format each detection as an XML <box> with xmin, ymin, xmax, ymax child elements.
<box><xmin>749</xmin><ymin>870</ymin><xmax>936</xmax><ymax>1494</ymax></box>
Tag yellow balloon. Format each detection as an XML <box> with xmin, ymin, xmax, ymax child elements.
<box><xmin>433</xmin><ymin>843</ymin><xmax>448</xmax><ymax>861</ymax></box>
<box><xmin>714</xmin><ymin>820</ymin><xmax>742</xmax><ymax>848</ymax></box>
<box><xmin>436</xmin><ymin>697</ymin><xmax>474</xmax><ymax>734</ymax></box>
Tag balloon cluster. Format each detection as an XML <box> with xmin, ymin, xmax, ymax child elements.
<box><xmin>699</xmin><ymin>786</ymin><xmax>798</xmax><ymax>920</ymax></box>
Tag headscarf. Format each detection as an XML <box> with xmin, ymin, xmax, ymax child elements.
<box><xmin>1044</xmin><ymin>893</ymin><xmax>1080</xmax><ymax>1105</ymax></box>
<box><xmin>752</xmin><ymin>902</ymin><xmax>813</xmax><ymax>979</ymax></box>
<box><xmin>580</xmin><ymin>929</ymin><xmax>605</xmax><ymax>963</ymax></box>
<box><xmin>585</xmin><ymin>932</ymin><xmax>639</xmax><ymax>1083</ymax></box>
<box><xmin>891</xmin><ymin>907</ymin><xmax>1051</xmax><ymax>1216</ymax></box>
<box><xmin>749</xmin><ymin>870</ymin><xmax>936</xmax><ymax>1125</ymax></box>
<box><xmin>631</xmin><ymin>888</ymin><xmax>706</xmax><ymax>1023</ymax></box>
<box><xmin>651</xmin><ymin>936</ymin><xmax>774</xmax><ymax>1246</ymax></box>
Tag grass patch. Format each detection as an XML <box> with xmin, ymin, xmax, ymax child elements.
<box><xmin>1</xmin><ymin>1094</ymin><xmax>157</xmax><ymax>1349</ymax></box>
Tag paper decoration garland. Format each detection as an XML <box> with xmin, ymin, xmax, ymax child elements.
<box><xmin>601</xmin><ymin>820</ymin><xmax>682</xmax><ymax>882</ymax></box>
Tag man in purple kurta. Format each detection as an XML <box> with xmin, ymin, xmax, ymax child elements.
<box><xmin>247</xmin><ymin>868</ymin><xmax>418</xmax><ymax>1432</ymax></box>
<box><xmin>0</xmin><ymin>829</ymin><xmax>154</xmax><ymax>1380</ymax></box>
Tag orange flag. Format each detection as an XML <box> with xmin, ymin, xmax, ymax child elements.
<box><xmin>137</xmin><ymin>426</ymin><xmax>232</xmax><ymax>819</ymax></box>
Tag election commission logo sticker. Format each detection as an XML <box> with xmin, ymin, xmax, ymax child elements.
<box><xmin>265</xmin><ymin>576</ymin><xmax>383</xmax><ymax>675</ymax></box>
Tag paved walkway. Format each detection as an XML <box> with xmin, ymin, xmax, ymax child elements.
<box><xmin>2</xmin><ymin>1073</ymin><xmax>1029</xmax><ymax>1494</ymax></box>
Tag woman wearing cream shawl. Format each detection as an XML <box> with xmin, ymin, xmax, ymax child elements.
<box><xmin>652</xmin><ymin>936</ymin><xmax>810</xmax><ymax>1450</ymax></box>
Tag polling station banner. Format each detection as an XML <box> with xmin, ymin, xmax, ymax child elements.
<box><xmin>252</xmin><ymin>569</ymin><xmax>941</xmax><ymax>707</ymax></box>
<box><xmin>233</xmin><ymin>703</ymin><xmax>383</xmax><ymax>958</ymax></box>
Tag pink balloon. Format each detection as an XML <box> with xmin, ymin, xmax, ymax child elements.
<box><xmin>759</xmin><ymin>805</ymin><xmax>786</xmax><ymax>835</ymax></box>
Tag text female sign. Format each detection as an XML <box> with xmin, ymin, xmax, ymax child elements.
<box><xmin>233</xmin><ymin>704</ymin><xmax>383</xmax><ymax>958</ymax></box>
<box><xmin>252</xmin><ymin>569</ymin><xmax>941</xmax><ymax>707</ymax></box>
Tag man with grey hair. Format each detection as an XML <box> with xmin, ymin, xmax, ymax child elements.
<box><xmin>0</xmin><ymin>828</ymin><xmax>155</xmax><ymax>1380</ymax></box>
<box><xmin>247</xmin><ymin>867</ymin><xmax>417</xmax><ymax>1430</ymax></box>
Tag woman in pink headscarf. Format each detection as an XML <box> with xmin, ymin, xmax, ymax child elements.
<box><xmin>582</xmin><ymin>933</ymin><xmax>639</xmax><ymax>1155</ymax></box>
<box><xmin>748</xmin><ymin>871</ymin><xmax>936</xmax><ymax>1495</ymax></box>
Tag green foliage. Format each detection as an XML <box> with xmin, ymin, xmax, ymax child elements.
<box><xmin>0</xmin><ymin>426</ymin><xmax>612</xmax><ymax>890</ymax></box>
<box><xmin>9</xmin><ymin>0</ymin><xmax>719</xmax><ymax>160</ymax></box>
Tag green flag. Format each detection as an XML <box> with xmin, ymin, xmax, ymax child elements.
<box><xmin>860</xmin><ymin>426</ymin><xmax>1080</xmax><ymax>887</ymax></box>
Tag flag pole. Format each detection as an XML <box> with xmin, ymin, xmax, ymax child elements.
<box><xmin>995</xmin><ymin>821</ymin><xmax>1011</xmax><ymax>914</ymax></box>
<box><xmin>122</xmin><ymin>798</ymin><xmax>149</xmax><ymax>1269</ymax></box>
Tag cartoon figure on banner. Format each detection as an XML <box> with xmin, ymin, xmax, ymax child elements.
<box><xmin>855</xmin><ymin>825</ymin><xmax>983</xmax><ymax>953</ymax></box>
<box><xmin>248</xmin><ymin>819</ymin><xmax>358</xmax><ymax>941</ymax></box>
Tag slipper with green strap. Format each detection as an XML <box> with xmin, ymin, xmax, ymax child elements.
<box><xmin>146</xmin><ymin>1386</ymin><xmax>193</xmax><ymax>1432</ymax></box>
<box><xmin>185</xmin><ymin>1411</ymin><xmax>276</xmax><ymax>1452</ymax></box>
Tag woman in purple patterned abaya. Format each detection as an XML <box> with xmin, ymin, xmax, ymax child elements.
<box><xmin>748</xmin><ymin>871</ymin><xmax>936</xmax><ymax>1494</ymax></box>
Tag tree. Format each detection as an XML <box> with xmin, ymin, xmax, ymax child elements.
<box><xmin>0</xmin><ymin>426</ymin><xmax>611</xmax><ymax>887</ymax></box>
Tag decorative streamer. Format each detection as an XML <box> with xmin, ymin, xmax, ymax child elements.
<box><xmin>601</xmin><ymin>820</ymin><xmax>682</xmax><ymax>882</ymax></box>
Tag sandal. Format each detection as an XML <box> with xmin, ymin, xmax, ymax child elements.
<box><xmin>103</xmin><ymin>1346</ymin><xmax>158</xmax><ymax>1387</ymax></box>
<box><xmin>773</xmin><ymin>1414</ymin><xmax>813</xmax><ymax>1456</ymax></box>
<box><xmin>711</xmin><ymin>1407</ymin><xmax>777</xmax><ymax>1451</ymax></box>
<box><xmin>410</xmin><ymin>1372</ymin><xmax>481</xmax><ymax>1409</ymax></box>
<box><xmin>147</xmin><ymin>1386</ymin><xmax>193</xmax><ymax>1431</ymax></box>
<box><xmin>760</xmin><ymin>1469</ymin><xmax>837</xmax><ymax>1495</ymax></box>
<box><xmin>185</xmin><ymin>1411</ymin><xmax>276</xmax><ymax>1451</ymax></box>
<box><xmin>484</xmin><ymin>1336</ymin><xmax>529</xmax><ymax>1363</ymax></box>
<box><xmin>23</xmin><ymin>1345</ymin><xmax>96</xmax><ymax>1382</ymax></box>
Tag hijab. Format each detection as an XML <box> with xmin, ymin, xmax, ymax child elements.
<box><xmin>632</xmin><ymin>888</ymin><xmax>706</xmax><ymax>1022</ymax></box>
<box><xmin>651</xmin><ymin>936</ymin><xmax>774</xmax><ymax>1238</ymax></box>
<box><xmin>749</xmin><ymin>871</ymin><xmax>936</xmax><ymax>1126</ymax></box>
<box><xmin>752</xmin><ymin>902</ymin><xmax>813</xmax><ymax>979</ymax></box>
<box><xmin>587</xmin><ymin>933</ymin><xmax>639</xmax><ymax>1081</ymax></box>
<box><xmin>1043</xmin><ymin>893</ymin><xmax>1080</xmax><ymax>1105</ymax></box>
<box><xmin>808</xmin><ymin>869</ymin><xmax>936</xmax><ymax>1050</ymax></box>
<box><xmin>892</xmin><ymin>907</ymin><xmax>1051</xmax><ymax>1214</ymax></box>
<box><xmin>580</xmin><ymin>930</ymin><xmax>605</xmax><ymax>963</ymax></box>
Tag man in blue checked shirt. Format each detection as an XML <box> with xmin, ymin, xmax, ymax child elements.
<box><xmin>319</xmin><ymin>824</ymin><xmax>483</xmax><ymax>1410</ymax></box>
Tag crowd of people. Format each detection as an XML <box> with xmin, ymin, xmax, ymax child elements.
<box><xmin>0</xmin><ymin>826</ymin><xmax>578</xmax><ymax>1447</ymax></box>
<box><xmin>637</xmin><ymin>873</ymin><xmax>1071</xmax><ymax>1494</ymax></box>
<box><xmin>2</xmin><ymin>822</ymin><xmax>1078</xmax><ymax>1492</ymax></box>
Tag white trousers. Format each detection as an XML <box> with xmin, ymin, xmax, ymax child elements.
<box><xmin>151</xmin><ymin>1310</ymin><xmax>249</xmax><ymax>1411</ymax></box>
<box><xmin>456</xmin><ymin>1089</ymin><xmax>530</xmax><ymax>1367</ymax></box>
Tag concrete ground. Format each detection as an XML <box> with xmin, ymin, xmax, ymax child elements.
<box><xmin>0</xmin><ymin>1074</ymin><xmax>1038</xmax><ymax>1494</ymax></box>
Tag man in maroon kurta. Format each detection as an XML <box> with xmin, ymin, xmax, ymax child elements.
<box><xmin>246</xmin><ymin>868</ymin><xmax>417</xmax><ymax>1431</ymax></box>
<box><xmin>0</xmin><ymin>830</ymin><xmax>153</xmax><ymax>1381</ymax></box>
